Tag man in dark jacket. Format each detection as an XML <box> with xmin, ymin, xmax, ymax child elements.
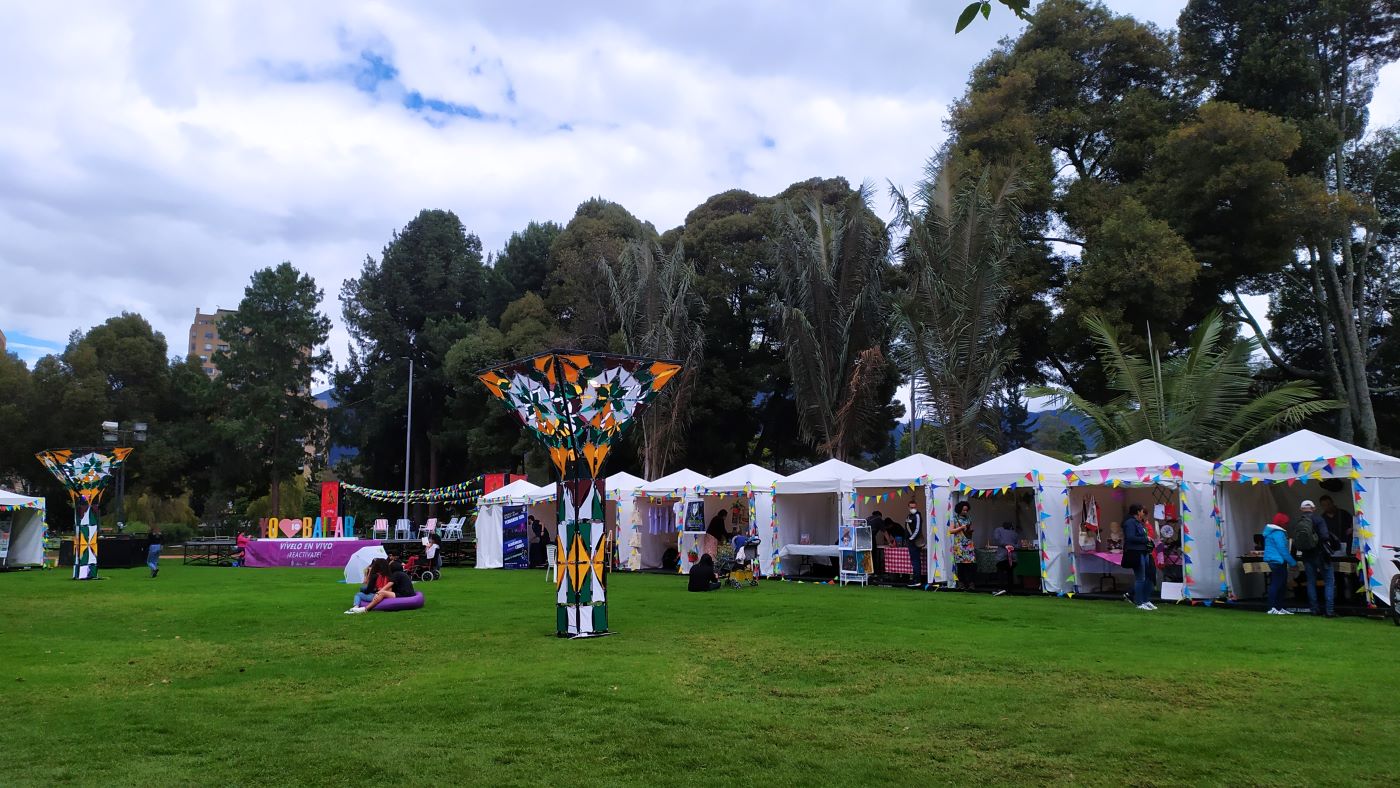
<box><xmin>1298</xmin><ymin>500</ymin><xmax>1335</xmax><ymax>617</ymax></box>
<box><xmin>1122</xmin><ymin>504</ymin><xmax>1154</xmax><ymax>610</ymax></box>
<box><xmin>905</xmin><ymin>502</ymin><xmax>925</xmax><ymax>588</ymax></box>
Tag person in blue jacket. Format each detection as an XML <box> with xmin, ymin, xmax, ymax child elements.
<box><xmin>1262</xmin><ymin>513</ymin><xmax>1297</xmax><ymax>615</ymax></box>
<box><xmin>1121</xmin><ymin>504</ymin><xmax>1154</xmax><ymax>610</ymax></box>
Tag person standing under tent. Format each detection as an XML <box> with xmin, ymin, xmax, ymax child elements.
<box><xmin>1318</xmin><ymin>494</ymin><xmax>1355</xmax><ymax>601</ymax></box>
<box><xmin>705</xmin><ymin>509</ymin><xmax>730</xmax><ymax>560</ymax></box>
<box><xmin>950</xmin><ymin>501</ymin><xmax>976</xmax><ymax>590</ymax></box>
<box><xmin>1295</xmin><ymin>500</ymin><xmax>1336</xmax><ymax>617</ymax></box>
<box><xmin>1262</xmin><ymin>513</ymin><xmax>1297</xmax><ymax>615</ymax></box>
<box><xmin>146</xmin><ymin>526</ymin><xmax>164</xmax><ymax>578</ymax></box>
<box><xmin>528</xmin><ymin>516</ymin><xmax>547</xmax><ymax>568</ymax></box>
<box><xmin>992</xmin><ymin>521</ymin><xmax>1019</xmax><ymax>596</ymax></box>
<box><xmin>1122</xmin><ymin>504</ymin><xmax>1155</xmax><ymax>610</ymax></box>
<box><xmin>905</xmin><ymin>501</ymin><xmax>925</xmax><ymax>588</ymax></box>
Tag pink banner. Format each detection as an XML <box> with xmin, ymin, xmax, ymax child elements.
<box><xmin>243</xmin><ymin>538</ymin><xmax>382</xmax><ymax>568</ymax></box>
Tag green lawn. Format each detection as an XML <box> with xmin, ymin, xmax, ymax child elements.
<box><xmin>2</xmin><ymin>564</ymin><xmax>1397</xmax><ymax>787</ymax></box>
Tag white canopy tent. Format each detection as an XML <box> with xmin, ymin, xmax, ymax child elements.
<box><xmin>698</xmin><ymin>464</ymin><xmax>786</xmax><ymax>576</ymax></box>
<box><xmin>854</xmin><ymin>453</ymin><xmax>962</xmax><ymax>584</ymax></box>
<box><xmin>951</xmin><ymin>448</ymin><xmax>1074</xmax><ymax>593</ymax></box>
<box><xmin>1069</xmin><ymin>440</ymin><xmax>1219</xmax><ymax>600</ymax></box>
<box><xmin>473</xmin><ymin>479</ymin><xmax>543</xmax><ymax>569</ymax></box>
<box><xmin>631</xmin><ymin>469</ymin><xmax>710</xmax><ymax>571</ymax></box>
<box><xmin>1216</xmin><ymin>430</ymin><xmax>1400</xmax><ymax>607</ymax></box>
<box><xmin>0</xmin><ymin>489</ymin><xmax>46</xmax><ymax>568</ymax></box>
<box><xmin>773</xmin><ymin>458</ymin><xmax>864</xmax><ymax>577</ymax></box>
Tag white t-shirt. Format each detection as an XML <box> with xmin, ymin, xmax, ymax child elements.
<box><xmin>425</xmin><ymin>543</ymin><xmax>439</xmax><ymax>560</ymax></box>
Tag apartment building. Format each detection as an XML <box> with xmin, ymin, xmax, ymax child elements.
<box><xmin>188</xmin><ymin>308</ymin><xmax>234</xmax><ymax>376</ymax></box>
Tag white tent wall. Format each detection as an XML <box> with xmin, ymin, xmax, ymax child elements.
<box><xmin>632</xmin><ymin>497</ymin><xmax>683</xmax><ymax>570</ymax></box>
<box><xmin>1215</xmin><ymin>480</ymin><xmax>1361</xmax><ymax>599</ymax></box>
<box><xmin>1039</xmin><ymin>482</ymin><xmax>1074</xmax><ymax>594</ymax></box>
<box><xmin>473</xmin><ymin>505</ymin><xmax>504</xmax><ymax>568</ymax></box>
<box><xmin>773</xmin><ymin>492</ymin><xmax>844</xmax><ymax>576</ymax></box>
<box><xmin>1</xmin><ymin>508</ymin><xmax>45</xmax><ymax>567</ymax></box>
<box><xmin>1372</xmin><ymin>478</ymin><xmax>1400</xmax><ymax>602</ymax></box>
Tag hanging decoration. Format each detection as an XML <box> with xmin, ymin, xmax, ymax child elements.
<box><xmin>340</xmin><ymin>477</ymin><xmax>486</xmax><ymax>505</ymax></box>
<box><xmin>478</xmin><ymin>349</ymin><xmax>680</xmax><ymax>637</ymax></box>
<box><xmin>35</xmin><ymin>447</ymin><xmax>132</xmax><ymax>580</ymax></box>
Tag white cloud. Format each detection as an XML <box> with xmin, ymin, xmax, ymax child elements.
<box><xmin>0</xmin><ymin>0</ymin><xmax>1392</xmax><ymax>385</ymax></box>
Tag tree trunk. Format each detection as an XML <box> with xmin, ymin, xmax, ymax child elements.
<box><xmin>1308</xmin><ymin>257</ymin><xmax>1355</xmax><ymax>443</ymax></box>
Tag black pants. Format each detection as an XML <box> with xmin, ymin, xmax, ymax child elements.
<box><xmin>956</xmin><ymin>563</ymin><xmax>976</xmax><ymax>588</ymax></box>
<box><xmin>996</xmin><ymin>559</ymin><xmax>1015</xmax><ymax>591</ymax></box>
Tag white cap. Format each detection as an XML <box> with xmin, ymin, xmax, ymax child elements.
<box><xmin>1300</xmin><ymin>499</ymin><xmax>1316</xmax><ymax>509</ymax></box>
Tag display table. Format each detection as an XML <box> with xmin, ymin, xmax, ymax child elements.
<box><xmin>244</xmin><ymin>538</ymin><xmax>382</xmax><ymax>568</ymax></box>
<box><xmin>779</xmin><ymin>544</ymin><xmax>841</xmax><ymax>558</ymax></box>
<box><xmin>879</xmin><ymin>545</ymin><xmax>912</xmax><ymax>575</ymax></box>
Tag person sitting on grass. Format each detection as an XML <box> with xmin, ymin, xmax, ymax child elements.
<box><xmin>688</xmin><ymin>553</ymin><xmax>720</xmax><ymax>592</ymax></box>
<box><xmin>348</xmin><ymin>560</ymin><xmax>414</xmax><ymax>614</ymax></box>
<box><xmin>346</xmin><ymin>557</ymin><xmax>390</xmax><ymax>614</ymax></box>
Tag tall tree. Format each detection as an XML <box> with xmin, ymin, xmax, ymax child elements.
<box><xmin>606</xmin><ymin>239</ymin><xmax>706</xmax><ymax>478</ymax></box>
<box><xmin>216</xmin><ymin>262</ymin><xmax>332</xmax><ymax>516</ymax></box>
<box><xmin>891</xmin><ymin>158</ymin><xmax>1024</xmax><ymax>466</ymax></box>
<box><xmin>335</xmin><ymin>209</ymin><xmax>486</xmax><ymax>501</ymax></box>
<box><xmin>772</xmin><ymin>183</ymin><xmax>892</xmax><ymax>461</ymax></box>
<box><xmin>1180</xmin><ymin>0</ymin><xmax>1400</xmax><ymax>446</ymax></box>
<box><xmin>544</xmin><ymin>199</ymin><xmax>656</xmax><ymax>349</ymax></box>
<box><xmin>484</xmin><ymin>220</ymin><xmax>562</xmax><ymax>323</ymax></box>
<box><xmin>1037</xmin><ymin>311</ymin><xmax>1339</xmax><ymax>458</ymax></box>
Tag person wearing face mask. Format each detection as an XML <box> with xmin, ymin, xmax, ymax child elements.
<box><xmin>905</xmin><ymin>501</ymin><xmax>925</xmax><ymax>588</ymax></box>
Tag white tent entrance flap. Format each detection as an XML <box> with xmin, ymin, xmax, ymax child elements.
<box><xmin>1069</xmin><ymin>440</ymin><xmax>1220</xmax><ymax>601</ymax></box>
<box><xmin>605</xmin><ymin>471</ymin><xmax>647</xmax><ymax>571</ymax></box>
<box><xmin>951</xmin><ymin>448</ymin><xmax>1075</xmax><ymax>594</ymax></box>
<box><xmin>0</xmin><ymin>489</ymin><xmax>46</xmax><ymax>568</ymax></box>
<box><xmin>1216</xmin><ymin>430</ymin><xmax>1400</xmax><ymax>607</ymax></box>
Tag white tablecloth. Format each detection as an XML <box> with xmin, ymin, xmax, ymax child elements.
<box><xmin>779</xmin><ymin>544</ymin><xmax>842</xmax><ymax>558</ymax></box>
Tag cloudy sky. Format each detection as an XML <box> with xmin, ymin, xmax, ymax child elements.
<box><xmin>2</xmin><ymin>1</ymin><xmax>1397</xmax><ymax>373</ymax></box>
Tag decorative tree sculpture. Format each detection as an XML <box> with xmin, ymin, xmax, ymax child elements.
<box><xmin>36</xmin><ymin>448</ymin><xmax>132</xmax><ymax>580</ymax></box>
<box><xmin>478</xmin><ymin>350</ymin><xmax>679</xmax><ymax>637</ymax></box>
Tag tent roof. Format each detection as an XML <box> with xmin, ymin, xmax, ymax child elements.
<box><xmin>957</xmin><ymin>447</ymin><xmax>1074</xmax><ymax>490</ymax></box>
<box><xmin>640</xmin><ymin>468</ymin><xmax>710</xmax><ymax>495</ymax></box>
<box><xmin>1073</xmin><ymin>439</ymin><xmax>1214</xmax><ymax>483</ymax></box>
<box><xmin>0</xmin><ymin>489</ymin><xmax>44</xmax><ymax>510</ymax></box>
<box><xmin>480</xmin><ymin>479</ymin><xmax>543</xmax><ymax>504</ymax></box>
<box><xmin>855</xmin><ymin>453</ymin><xmax>962</xmax><ymax>488</ymax></box>
<box><xmin>1220</xmin><ymin>429</ymin><xmax>1400</xmax><ymax>478</ymax></box>
<box><xmin>704</xmin><ymin>463</ymin><xmax>785</xmax><ymax>492</ymax></box>
<box><xmin>605</xmin><ymin>471</ymin><xmax>649</xmax><ymax>495</ymax></box>
<box><xmin>775</xmin><ymin>458</ymin><xmax>865</xmax><ymax>494</ymax></box>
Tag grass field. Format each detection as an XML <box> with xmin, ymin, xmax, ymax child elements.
<box><xmin>3</xmin><ymin>564</ymin><xmax>1398</xmax><ymax>787</ymax></box>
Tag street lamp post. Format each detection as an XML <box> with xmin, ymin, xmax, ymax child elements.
<box><xmin>402</xmin><ymin>352</ymin><xmax>415</xmax><ymax>525</ymax></box>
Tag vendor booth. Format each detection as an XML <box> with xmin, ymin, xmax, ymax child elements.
<box><xmin>697</xmin><ymin>464</ymin><xmax>786</xmax><ymax>576</ymax></box>
<box><xmin>1216</xmin><ymin>429</ymin><xmax>1400</xmax><ymax>608</ymax></box>
<box><xmin>773</xmin><ymin>458</ymin><xmax>864</xmax><ymax>578</ymax></box>
<box><xmin>1068</xmin><ymin>440</ymin><xmax>1218</xmax><ymax>601</ymax></box>
<box><xmin>951</xmin><ymin>448</ymin><xmax>1074</xmax><ymax>593</ymax></box>
<box><xmin>633</xmin><ymin>469</ymin><xmax>710</xmax><ymax>571</ymax></box>
<box><xmin>853</xmin><ymin>453</ymin><xmax>961</xmax><ymax>584</ymax></box>
<box><xmin>0</xmin><ymin>489</ymin><xmax>46</xmax><ymax>569</ymax></box>
<box><xmin>473</xmin><ymin>479</ymin><xmax>544</xmax><ymax>569</ymax></box>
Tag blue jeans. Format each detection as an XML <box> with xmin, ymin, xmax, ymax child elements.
<box><xmin>1267</xmin><ymin>562</ymin><xmax>1288</xmax><ymax>610</ymax></box>
<box><xmin>147</xmin><ymin>545</ymin><xmax>161</xmax><ymax>572</ymax></box>
<box><xmin>907</xmin><ymin>543</ymin><xmax>923</xmax><ymax>583</ymax></box>
<box><xmin>1303</xmin><ymin>555</ymin><xmax>1335</xmax><ymax>615</ymax></box>
<box><xmin>1131</xmin><ymin>553</ymin><xmax>1152</xmax><ymax>605</ymax></box>
<box><xmin>352</xmin><ymin>591</ymin><xmax>376</xmax><ymax>608</ymax></box>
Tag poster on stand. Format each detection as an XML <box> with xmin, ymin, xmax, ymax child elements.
<box><xmin>684</xmin><ymin>501</ymin><xmax>706</xmax><ymax>532</ymax></box>
<box><xmin>503</xmin><ymin>505</ymin><xmax>529</xmax><ymax>569</ymax></box>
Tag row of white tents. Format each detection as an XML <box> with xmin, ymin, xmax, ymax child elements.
<box><xmin>473</xmin><ymin>430</ymin><xmax>1399</xmax><ymax>606</ymax></box>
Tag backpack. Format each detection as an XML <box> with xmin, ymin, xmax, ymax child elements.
<box><xmin>1289</xmin><ymin>517</ymin><xmax>1319</xmax><ymax>552</ymax></box>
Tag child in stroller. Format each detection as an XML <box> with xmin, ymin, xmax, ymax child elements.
<box><xmin>715</xmin><ymin>534</ymin><xmax>760</xmax><ymax>589</ymax></box>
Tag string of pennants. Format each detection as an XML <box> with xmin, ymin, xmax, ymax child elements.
<box><xmin>340</xmin><ymin>476</ymin><xmax>486</xmax><ymax>505</ymax></box>
<box><xmin>1062</xmin><ymin>464</ymin><xmax>1186</xmax><ymax>487</ymax></box>
<box><xmin>1213</xmin><ymin>455</ymin><xmax>1362</xmax><ymax>484</ymax></box>
<box><xmin>857</xmin><ymin>475</ymin><xmax>932</xmax><ymax>504</ymax></box>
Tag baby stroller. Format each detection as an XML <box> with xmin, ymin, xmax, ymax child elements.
<box><xmin>402</xmin><ymin>554</ymin><xmax>440</xmax><ymax>582</ymax></box>
<box><xmin>716</xmin><ymin>536</ymin><xmax>760</xmax><ymax>589</ymax></box>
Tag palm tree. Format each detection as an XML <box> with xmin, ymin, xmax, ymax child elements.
<box><xmin>606</xmin><ymin>239</ymin><xmax>706</xmax><ymax>479</ymax></box>
<box><xmin>772</xmin><ymin>184</ymin><xmax>891</xmax><ymax>461</ymax></box>
<box><xmin>889</xmin><ymin>158</ymin><xmax>1023</xmax><ymax>467</ymax></box>
<box><xmin>1036</xmin><ymin>311</ymin><xmax>1341</xmax><ymax>458</ymax></box>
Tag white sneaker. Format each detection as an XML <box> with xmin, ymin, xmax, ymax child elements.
<box><xmin>992</xmin><ymin>590</ymin><xmax>1007</xmax><ymax>596</ymax></box>
<box><xmin>1137</xmin><ymin>603</ymin><xmax>1153</xmax><ymax>610</ymax></box>
<box><xmin>1267</xmin><ymin>608</ymin><xmax>1281</xmax><ymax>615</ymax></box>
<box><xmin>346</xmin><ymin>607</ymin><xmax>366</xmax><ymax>615</ymax></box>
<box><xmin>1144</xmin><ymin>602</ymin><xmax>1157</xmax><ymax>610</ymax></box>
<box><xmin>1280</xmin><ymin>608</ymin><xmax>1294</xmax><ymax>615</ymax></box>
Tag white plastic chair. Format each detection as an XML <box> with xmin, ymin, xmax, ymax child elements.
<box><xmin>394</xmin><ymin>518</ymin><xmax>413</xmax><ymax>541</ymax></box>
<box><xmin>372</xmin><ymin>518</ymin><xmax>389</xmax><ymax>539</ymax></box>
<box><xmin>441</xmin><ymin>517</ymin><xmax>464</xmax><ymax>540</ymax></box>
<box><xmin>546</xmin><ymin>545</ymin><xmax>558</xmax><ymax>583</ymax></box>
